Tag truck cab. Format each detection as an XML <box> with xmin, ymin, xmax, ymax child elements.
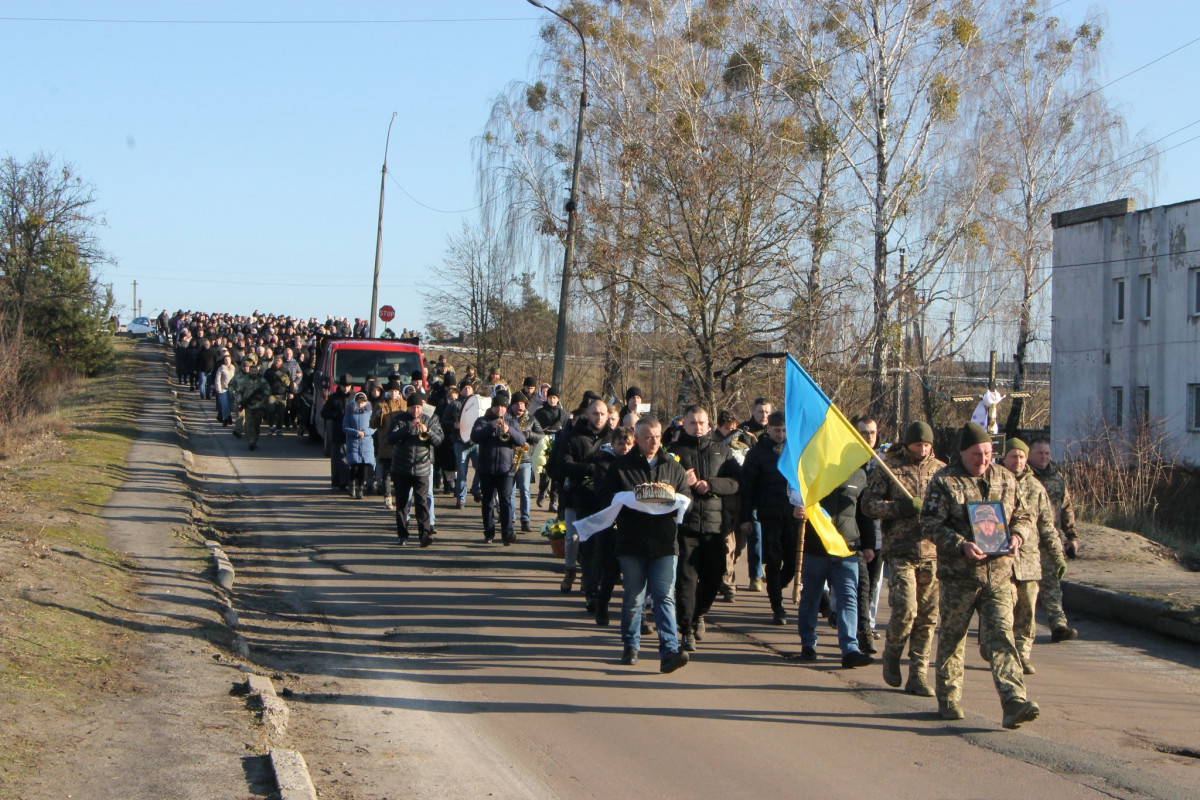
<box><xmin>310</xmin><ymin>336</ymin><xmax>425</xmax><ymax>451</ymax></box>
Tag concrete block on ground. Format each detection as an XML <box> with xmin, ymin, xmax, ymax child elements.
<box><xmin>205</xmin><ymin>541</ymin><xmax>235</xmax><ymax>590</ymax></box>
<box><xmin>270</xmin><ymin>749</ymin><xmax>318</xmax><ymax>800</ymax></box>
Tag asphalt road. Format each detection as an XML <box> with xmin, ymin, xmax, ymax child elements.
<box><xmin>186</xmin><ymin>397</ymin><xmax>1200</xmax><ymax>800</ymax></box>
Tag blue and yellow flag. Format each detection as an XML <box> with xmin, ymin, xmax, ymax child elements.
<box><xmin>777</xmin><ymin>355</ymin><xmax>875</xmax><ymax>558</ymax></box>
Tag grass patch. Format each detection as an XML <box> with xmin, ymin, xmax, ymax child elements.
<box><xmin>0</xmin><ymin>337</ymin><xmax>149</xmax><ymax>798</ymax></box>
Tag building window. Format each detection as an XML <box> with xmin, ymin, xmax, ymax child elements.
<box><xmin>1140</xmin><ymin>275</ymin><xmax>1152</xmax><ymax>320</ymax></box>
<box><xmin>1110</xmin><ymin>386</ymin><xmax>1123</xmax><ymax>427</ymax></box>
<box><xmin>1191</xmin><ymin>268</ymin><xmax>1200</xmax><ymax>317</ymax></box>
<box><xmin>1114</xmin><ymin>278</ymin><xmax>1126</xmax><ymax>322</ymax></box>
<box><xmin>1189</xmin><ymin>385</ymin><xmax>1200</xmax><ymax>432</ymax></box>
<box><xmin>1135</xmin><ymin>386</ymin><xmax>1150</xmax><ymax>424</ymax></box>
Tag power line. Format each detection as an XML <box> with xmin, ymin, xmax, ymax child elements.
<box><xmin>387</xmin><ymin>172</ymin><xmax>484</xmax><ymax>215</ymax></box>
<box><xmin>0</xmin><ymin>15</ymin><xmax>537</xmax><ymax>25</ymax></box>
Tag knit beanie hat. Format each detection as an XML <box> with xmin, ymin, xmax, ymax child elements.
<box><xmin>1005</xmin><ymin>437</ymin><xmax>1029</xmax><ymax>456</ymax></box>
<box><xmin>958</xmin><ymin>422</ymin><xmax>991</xmax><ymax>451</ymax></box>
<box><xmin>903</xmin><ymin>421</ymin><xmax>934</xmax><ymax>446</ymax></box>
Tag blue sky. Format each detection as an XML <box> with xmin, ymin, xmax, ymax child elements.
<box><xmin>2</xmin><ymin>1</ymin><xmax>1197</xmax><ymax>329</ymax></box>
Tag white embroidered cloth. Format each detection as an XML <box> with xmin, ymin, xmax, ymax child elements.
<box><xmin>573</xmin><ymin>491</ymin><xmax>691</xmax><ymax>542</ymax></box>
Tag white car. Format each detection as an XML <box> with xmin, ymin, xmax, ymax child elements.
<box><xmin>126</xmin><ymin>316</ymin><xmax>155</xmax><ymax>335</ymax></box>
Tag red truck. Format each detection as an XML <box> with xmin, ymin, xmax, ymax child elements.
<box><xmin>309</xmin><ymin>336</ymin><xmax>425</xmax><ymax>454</ymax></box>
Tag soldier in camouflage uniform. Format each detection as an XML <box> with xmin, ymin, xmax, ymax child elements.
<box><xmin>227</xmin><ymin>358</ymin><xmax>253</xmax><ymax>439</ymax></box>
<box><xmin>861</xmin><ymin>421</ymin><xmax>945</xmax><ymax>697</ymax></box>
<box><xmin>1029</xmin><ymin>438</ymin><xmax>1080</xmax><ymax>641</ymax></box>
<box><xmin>922</xmin><ymin>423</ymin><xmax>1041</xmax><ymax>729</ymax></box>
<box><xmin>980</xmin><ymin>439</ymin><xmax>1066</xmax><ymax>674</ymax></box>
<box><xmin>232</xmin><ymin>356</ymin><xmax>270</xmax><ymax>451</ymax></box>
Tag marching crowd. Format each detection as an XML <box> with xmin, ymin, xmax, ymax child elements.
<box><xmin>163</xmin><ymin>309</ymin><xmax>1082</xmax><ymax>730</ymax></box>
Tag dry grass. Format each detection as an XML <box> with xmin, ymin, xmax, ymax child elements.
<box><xmin>1063</xmin><ymin>417</ymin><xmax>1200</xmax><ymax>565</ymax></box>
<box><xmin>0</xmin><ymin>338</ymin><xmax>144</xmax><ymax>798</ymax></box>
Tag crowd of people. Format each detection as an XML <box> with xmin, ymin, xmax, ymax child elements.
<box><xmin>162</xmin><ymin>309</ymin><xmax>1082</xmax><ymax>729</ymax></box>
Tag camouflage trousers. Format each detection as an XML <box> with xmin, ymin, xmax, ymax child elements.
<box><xmin>244</xmin><ymin>408</ymin><xmax>264</xmax><ymax>447</ymax></box>
<box><xmin>936</xmin><ymin>577</ymin><xmax>1026</xmax><ymax>708</ymax></box>
<box><xmin>1037</xmin><ymin>571</ymin><xmax>1069</xmax><ymax>630</ymax></box>
<box><xmin>883</xmin><ymin>557</ymin><xmax>939</xmax><ymax>670</ymax></box>
<box><xmin>979</xmin><ymin>579</ymin><xmax>1039</xmax><ymax>665</ymax></box>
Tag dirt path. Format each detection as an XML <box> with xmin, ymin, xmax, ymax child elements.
<box><xmin>12</xmin><ymin>349</ymin><xmax>272</xmax><ymax>800</ymax></box>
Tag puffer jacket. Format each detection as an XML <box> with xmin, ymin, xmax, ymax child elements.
<box><xmin>387</xmin><ymin>409</ymin><xmax>445</xmax><ymax>476</ymax></box>
<box><xmin>471</xmin><ymin>409</ymin><xmax>527</xmax><ymax>476</ymax></box>
<box><xmin>343</xmin><ymin>403</ymin><xmax>376</xmax><ymax>466</ymax></box>
<box><xmin>667</xmin><ymin>431</ymin><xmax>740</xmax><ymax>535</ymax></box>
<box><xmin>738</xmin><ymin>435</ymin><xmax>793</xmax><ymax>523</ymax></box>
<box><xmin>561</xmin><ymin>417</ymin><xmax>614</xmax><ymax>509</ymax></box>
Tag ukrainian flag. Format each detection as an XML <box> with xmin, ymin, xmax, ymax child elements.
<box><xmin>777</xmin><ymin>355</ymin><xmax>875</xmax><ymax>557</ymax></box>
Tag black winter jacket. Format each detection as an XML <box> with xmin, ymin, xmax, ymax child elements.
<box><xmin>534</xmin><ymin>403</ymin><xmax>567</xmax><ymax>433</ymax></box>
<box><xmin>387</xmin><ymin>409</ymin><xmax>445</xmax><ymax>477</ymax></box>
<box><xmin>320</xmin><ymin>389</ymin><xmax>352</xmax><ymax>444</ymax></box>
<box><xmin>471</xmin><ymin>410</ymin><xmax>527</xmax><ymax>476</ymax></box>
<box><xmin>739</xmin><ymin>435</ymin><xmax>794</xmax><ymax>523</ymax></box>
<box><xmin>667</xmin><ymin>432</ymin><xmax>741</xmax><ymax>535</ymax></box>
<box><xmin>561</xmin><ymin>417</ymin><xmax>614</xmax><ymax>510</ymax></box>
<box><xmin>603</xmin><ymin>449</ymin><xmax>691</xmax><ymax>559</ymax></box>
<box><xmin>803</xmin><ymin>466</ymin><xmax>871</xmax><ymax>556</ymax></box>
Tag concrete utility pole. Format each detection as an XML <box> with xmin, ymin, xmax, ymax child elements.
<box><xmin>369</xmin><ymin>112</ymin><xmax>398</xmax><ymax>339</ymax></box>
<box><xmin>132</xmin><ymin>280</ymin><xmax>138</xmax><ymax>321</ymax></box>
<box><xmin>527</xmin><ymin>0</ymin><xmax>587</xmax><ymax>394</ymax></box>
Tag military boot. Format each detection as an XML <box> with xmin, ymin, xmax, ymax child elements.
<box><xmin>905</xmin><ymin>667</ymin><xmax>934</xmax><ymax>697</ymax></box>
<box><xmin>938</xmin><ymin>699</ymin><xmax>965</xmax><ymax>720</ymax></box>
<box><xmin>882</xmin><ymin>648</ymin><xmax>902</xmax><ymax>687</ymax></box>
<box><xmin>1001</xmin><ymin>698</ymin><xmax>1040</xmax><ymax>729</ymax></box>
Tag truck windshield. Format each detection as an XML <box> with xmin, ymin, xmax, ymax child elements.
<box><xmin>333</xmin><ymin>349</ymin><xmax>422</xmax><ymax>384</ymax></box>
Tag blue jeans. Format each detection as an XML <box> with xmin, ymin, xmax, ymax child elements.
<box><xmin>619</xmin><ymin>554</ymin><xmax>680</xmax><ymax>656</ymax></box>
<box><xmin>197</xmin><ymin>370</ymin><xmax>209</xmax><ymax>397</ymax></box>
<box><xmin>511</xmin><ymin>462</ymin><xmax>532</xmax><ymax>524</ymax></box>
<box><xmin>217</xmin><ymin>391</ymin><xmax>232</xmax><ymax>421</ymax></box>
<box><xmin>748</xmin><ymin>514</ymin><xmax>764</xmax><ymax>580</ymax></box>
<box><xmin>454</xmin><ymin>440</ymin><xmax>480</xmax><ymax>503</ymax></box>
<box><xmin>798</xmin><ymin>554</ymin><xmax>861</xmax><ymax>655</ymax></box>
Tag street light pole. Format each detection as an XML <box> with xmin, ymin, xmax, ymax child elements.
<box><xmin>527</xmin><ymin>0</ymin><xmax>586</xmax><ymax>393</ymax></box>
<box><xmin>369</xmin><ymin>111</ymin><xmax>398</xmax><ymax>339</ymax></box>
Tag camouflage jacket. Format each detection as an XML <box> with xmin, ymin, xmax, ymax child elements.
<box><xmin>1012</xmin><ymin>467</ymin><xmax>1065</xmax><ymax>582</ymax></box>
<box><xmin>1032</xmin><ymin>461</ymin><xmax>1078</xmax><ymax>540</ymax></box>
<box><xmin>230</xmin><ymin>371</ymin><xmax>270</xmax><ymax>412</ymax></box>
<box><xmin>861</xmin><ymin>446</ymin><xmax>945</xmax><ymax>561</ymax></box>
<box><xmin>921</xmin><ymin>460</ymin><xmax>1034</xmax><ymax>585</ymax></box>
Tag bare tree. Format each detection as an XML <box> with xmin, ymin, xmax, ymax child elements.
<box><xmin>980</xmin><ymin>1</ymin><xmax>1154</xmax><ymax>397</ymax></box>
<box><xmin>422</xmin><ymin>222</ymin><xmax>513</xmax><ymax>375</ymax></box>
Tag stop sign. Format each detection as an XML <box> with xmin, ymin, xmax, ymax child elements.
<box><xmin>378</xmin><ymin>305</ymin><xmax>396</xmax><ymax>323</ymax></box>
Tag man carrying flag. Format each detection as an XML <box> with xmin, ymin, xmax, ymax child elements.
<box><xmin>774</xmin><ymin>356</ymin><xmax>878</xmax><ymax>666</ymax></box>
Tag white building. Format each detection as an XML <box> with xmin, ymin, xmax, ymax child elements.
<box><xmin>1051</xmin><ymin>198</ymin><xmax>1200</xmax><ymax>463</ymax></box>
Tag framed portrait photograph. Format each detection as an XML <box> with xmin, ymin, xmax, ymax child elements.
<box><xmin>967</xmin><ymin>501</ymin><xmax>1012</xmax><ymax>556</ymax></box>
